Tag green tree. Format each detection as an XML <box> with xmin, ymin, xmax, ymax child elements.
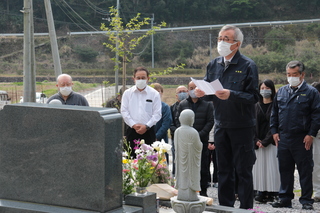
<box><xmin>264</xmin><ymin>28</ymin><xmax>295</xmax><ymax>52</ymax></box>
<box><xmin>100</xmin><ymin>6</ymin><xmax>166</xmax><ymax>87</ymax></box>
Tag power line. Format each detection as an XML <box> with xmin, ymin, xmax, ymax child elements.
<box><xmin>60</xmin><ymin>0</ymin><xmax>99</xmax><ymax>32</ymax></box>
<box><xmin>83</xmin><ymin>0</ymin><xmax>109</xmax><ymax>15</ymax></box>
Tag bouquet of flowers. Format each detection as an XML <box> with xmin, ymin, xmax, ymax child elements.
<box><xmin>122</xmin><ymin>138</ymin><xmax>172</xmax><ymax>195</ymax></box>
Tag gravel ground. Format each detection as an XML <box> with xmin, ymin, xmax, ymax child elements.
<box><xmin>162</xmin><ymin>151</ymin><xmax>319</xmax><ymax>212</ymax></box>
<box><xmin>161</xmin><ymin>181</ymin><xmax>320</xmax><ymax>213</ymax></box>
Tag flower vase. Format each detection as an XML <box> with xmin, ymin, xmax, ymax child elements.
<box><xmin>135</xmin><ymin>186</ymin><xmax>148</xmax><ymax>196</ymax></box>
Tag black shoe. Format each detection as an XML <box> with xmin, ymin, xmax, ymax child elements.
<box><xmin>272</xmin><ymin>200</ymin><xmax>292</xmax><ymax>208</ymax></box>
<box><xmin>200</xmin><ymin>191</ymin><xmax>208</xmax><ymax>197</ymax></box>
<box><xmin>266</xmin><ymin>195</ymin><xmax>275</xmax><ymax>203</ymax></box>
<box><xmin>255</xmin><ymin>194</ymin><xmax>267</xmax><ymax>203</ymax></box>
<box><xmin>302</xmin><ymin>203</ymin><xmax>313</xmax><ymax>210</ymax></box>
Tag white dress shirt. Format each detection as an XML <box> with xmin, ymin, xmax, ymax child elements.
<box><xmin>121</xmin><ymin>85</ymin><xmax>162</xmax><ymax>128</ymax></box>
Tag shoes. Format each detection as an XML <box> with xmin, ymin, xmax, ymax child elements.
<box><xmin>314</xmin><ymin>197</ymin><xmax>320</xmax><ymax>202</ymax></box>
<box><xmin>255</xmin><ymin>195</ymin><xmax>267</xmax><ymax>203</ymax></box>
<box><xmin>271</xmin><ymin>200</ymin><xmax>292</xmax><ymax>208</ymax></box>
<box><xmin>200</xmin><ymin>191</ymin><xmax>208</xmax><ymax>197</ymax></box>
<box><xmin>302</xmin><ymin>203</ymin><xmax>313</xmax><ymax>210</ymax></box>
<box><xmin>266</xmin><ymin>195</ymin><xmax>275</xmax><ymax>203</ymax></box>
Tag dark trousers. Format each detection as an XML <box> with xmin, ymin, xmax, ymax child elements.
<box><xmin>277</xmin><ymin>133</ymin><xmax>314</xmax><ymax>205</ymax></box>
<box><xmin>201</xmin><ymin>147</ymin><xmax>209</xmax><ymax>192</ymax></box>
<box><xmin>215</xmin><ymin>127</ymin><xmax>256</xmax><ymax>209</ymax></box>
<box><xmin>126</xmin><ymin>126</ymin><xmax>156</xmax><ymax>157</ymax></box>
<box><xmin>208</xmin><ymin>149</ymin><xmax>218</xmax><ymax>183</ymax></box>
<box><xmin>171</xmin><ymin>139</ymin><xmax>176</xmax><ymax>176</ymax></box>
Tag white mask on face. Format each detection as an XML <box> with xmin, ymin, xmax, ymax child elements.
<box><xmin>287</xmin><ymin>76</ymin><xmax>301</xmax><ymax>87</ymax></box>
<box><xmin>60</xmin><ymin>86</ymin><xmax>72</xmax><ymax>96</ymax></box>
<box><xmin>136</xmin><ymin>79</ymin><xmax>147</xmax><ymax>89</ymax></box>
<box><xmin>217</xmin><ymin>41</ymin><xmax>237</xmax><ymax>57</ymax></box>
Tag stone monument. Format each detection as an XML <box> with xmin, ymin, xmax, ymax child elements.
<box><xmin>171</xmin><ymin>109</ymin><xmax>206</xmax><ymax>213</ymax></box>
<box><xmin>0</xmin><ymin>103</ymin><xmax>123</xmax><ymax>213</ymax></box>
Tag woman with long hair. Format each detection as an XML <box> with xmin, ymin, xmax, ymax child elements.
<box><xmin>253</xmin><ymin>79</ymin><xmax>280</xmax><ymax>203</ymax></box>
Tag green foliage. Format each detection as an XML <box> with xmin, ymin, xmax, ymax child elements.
<box><xmin>171</xmin><ymin>40</ymin><xmax>194</xmax><ymax>60</ymax></box>
<box><xmin>149</xmin><ymin>64</ymin><xmax>186</xmax><ymax>82</ymax></box>
<box><xmin>74</xmin><ymin>46</ymin><xmax>99</xmax><ymax>62</ymax></box>
<box><xmin>250</xmin><ymin>52</ymin><xmax>291</xmax><ymax>74</ymax></box>
<box><xmin>101</xmin><ymin>6</ymin><xmax>166</xmax><ymax>72</ymax></box>
<box><xmin>264</xmin><ymin>29</ymin><xmax>295</xmax><ymax>52</ymax></box>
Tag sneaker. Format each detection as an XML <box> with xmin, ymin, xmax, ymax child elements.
<box><xmin>272</xmin><ymin>200</ymin><xmax>292</xmax><ymax>208</ymax></box>
<box><xmin>302</xmin><ymin>203</ymin><xmax>313</xmax><ymax>210</ymax></box>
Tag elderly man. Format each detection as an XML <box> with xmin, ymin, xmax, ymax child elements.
<box><xmin>47</xmin><ymin>74</ymin><xmax>89</xmax><ymax>106</ymax></box>
<box><xmin>196</xmin><ymin>25</ymin><xmax>259</xmax><ymax>209</ymax></box>
<box><xmin>270</xmin><ymin>61</ymin><xmax>320</xmax><ymax>210</ymax></box>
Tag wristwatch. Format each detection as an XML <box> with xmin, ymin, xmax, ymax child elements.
<box><xmin>145</xmin><ymin>125</ymin><xmax>150</xmax><ymax>130</ymax></box>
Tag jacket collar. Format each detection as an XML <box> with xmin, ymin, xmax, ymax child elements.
<box><xmin>284</xmin><ymin>81</ymin><xmax>307</xmax><ymax>93</ymax></box>
<box><xmin>217</xmin><ymin>51</ymin><xmax>241</xmax><ymax>67</ymax></box>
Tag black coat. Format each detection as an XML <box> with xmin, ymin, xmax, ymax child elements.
<box><xmin>254</xmin><ymin>102</ymin><xmax>275</xmax><ymax>149</ymax></box>
<box><xmin>175</xmin><ymin>97</ymin><xmax>214</xmax><ymax>144</ymax></box>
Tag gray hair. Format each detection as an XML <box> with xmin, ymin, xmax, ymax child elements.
<box><xmin>219</xmin><ymin>25</ymin><xmax>244</xmax><ymax>47</ymax></box>
<box><xmin>286</xmin><ymin>61</ymin><xmax>305</xmax><ymax>73</ymax></box>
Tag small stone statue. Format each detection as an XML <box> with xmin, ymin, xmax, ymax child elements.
<box><xmin>174</xmin><ymin>109</ymin><xmax>202</xmax><ymax>201</ymax></box>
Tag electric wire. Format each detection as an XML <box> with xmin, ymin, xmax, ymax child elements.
<box><xmin>83</xmin><ymin>0</ymin><xmax>109</xmax><ymax>15</ymax></box>
<box><xmin>60</xmin><ymin>0</ymin><xmax>100</xmax><ymax>32</ymax></box>
<box><xmin>52</xmin><ymin>0</ymin><xmax>87</xmax><ymax>31</ymax></box>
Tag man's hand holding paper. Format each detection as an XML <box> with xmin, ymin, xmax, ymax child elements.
<box><xmin>191</xmin><ymin>77</ymin><xmax>224</xmax><ymax>95</ymax></box>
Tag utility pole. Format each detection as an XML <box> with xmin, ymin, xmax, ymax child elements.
<box><xmin>115</xmin><ymin>0</ymin><xmax>120</xmax><ymax>94</ymax></box>
<box><xmin>209</xmin><ymin>34</ymin><xmax>212</xmax><ymax>61</ymax></box>
<box><xmin>44</xmin><ymin>0</ymin><xmax>62</xmax><ymax>78</ymax></box>
<box><xmin>151</xmin><ymin>13</ymin><xmax>154</xmax><ymax>68</ymax></box>
<box><xmin>22</xmin><ymin>0</ymin><xmax>36</xmax><ymax>103</ymax></box>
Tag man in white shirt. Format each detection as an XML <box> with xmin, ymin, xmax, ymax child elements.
<box><xmin>121</xmin><ymin>66</ymin><xmax>162</xmax><ymax>155</ymax></box>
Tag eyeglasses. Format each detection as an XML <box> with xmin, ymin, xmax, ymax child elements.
<box><xmin>217</xmin><ymin>37</ymin><xmax>238</xmax><ymax>42</ymax></box>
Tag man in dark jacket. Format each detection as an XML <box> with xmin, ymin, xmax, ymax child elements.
<box><xmin>175</xmin><ymin>81</ymin><xmax>214</xmax><ymax>197</ymax></box>
<box><xmin>47</xmin><ymin>74</ymin><xmax>89</xmax><ymax>106</ymax></box>
<box><xmin>196</xmin><ymin>25</ymin><xmax>259</xmax><ymax>209</ymax></box>
<box><xmin>170</xmin><ymin>85</ymin><xmax>188</xmax><ymax>176</ymax></box>
<box><xmin>270</xmin><ymin>61</ymin><xmax>320</xmax><ymax>210</ymax></box>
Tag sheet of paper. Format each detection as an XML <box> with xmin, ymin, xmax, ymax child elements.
<box><xmin>191</xmin><ymin>77</ymin><xmax>224</xmax><ymax>95</ymax></box>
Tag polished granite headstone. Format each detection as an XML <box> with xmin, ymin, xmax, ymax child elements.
<box><xmin>0</xmin><ymin>103</ymin><xmax>123</xmax><ymax>213</ymax></box>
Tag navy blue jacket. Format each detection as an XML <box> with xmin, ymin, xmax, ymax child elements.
<box><xmin>204</xmin><ymin>51</ymin><xmax>259</xmax><ymax>128</ymax></box>
<box><xmin>155</xmin><ymin>101</ymin><xmax>172</xmax><ymax>143</ymax></box>
<box><xmin>270</xmin><ymin>81</ymin><xmax>320</xmax><ymax>137</ymax></box>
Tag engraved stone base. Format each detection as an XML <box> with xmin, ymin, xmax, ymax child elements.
<box><xmin>170</xmin><ymin>196</ymin><xmax>206</xmax><ymax>213</ymax></box>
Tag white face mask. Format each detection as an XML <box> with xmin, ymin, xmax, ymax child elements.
<box><xmin>287</xmin><ymin>76</ymin><xmax>301</xmax><ymax>87</ymax></box>
<box><xmin>136</xmin><ymin>79</ymin><xmax>147</xmax><ymax>89</ymax></box>
<box><xmin>60</xmin><ymin>86</ymin><xmax>72</xmax><ymax>96</ymax></box>
<box><xmin>217</xmin><ymin>41</ymin><xmax>237</xmax><ymax>57</ymax></box>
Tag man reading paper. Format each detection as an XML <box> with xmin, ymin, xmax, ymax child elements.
<box><xmin>195</xmin><ymin>25</ymin><xmax>259</xmax><ymax>209</ymax></box>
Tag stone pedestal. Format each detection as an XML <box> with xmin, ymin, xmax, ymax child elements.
<box><xmin>170</xmin><ymin>196</ymin><xmax>206</xmax><ymax>213</ymax></box>
<box><xmin>125</xmin><ymin>192</ymin><xmax>157</xmax><ymax>213</ymax></box>
<box><xmin>0</xmin><ymin>103</ymin><xmax>123</xmax><ymax>213</ymax></box>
